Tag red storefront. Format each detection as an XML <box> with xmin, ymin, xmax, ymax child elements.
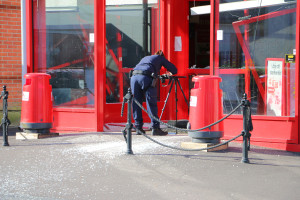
<box><xmin>24</xmin><ymin>0</ymin><xmax>300</xmax><ymax>151</ymax></box>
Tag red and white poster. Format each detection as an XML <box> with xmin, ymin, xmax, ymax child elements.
<box><xmin>265</xmin><ymin>58</ymin><xmax>286</xmax><ymax>116</ymax></box>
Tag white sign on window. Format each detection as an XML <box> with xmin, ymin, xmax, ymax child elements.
<box><xmin>89</xmin><ymin>33</ymin><xmax>94</xmax><ymax>43</ymax></box>
<box><xmin>266</xmin><ymin>59</ymin><xmax>285</xmax><ymax>116</ymax></box>
<box><xmin>174</xmin><ymin>36</ymin><xmax>182</xmax><ymax>52</ymax></box>
<box><xmin>79</xmin><ymin>80</ymin><xmax>85</xmax><ymax>89</ymax></box>
<box><xmin>217</xmin><ymin>30</ymin><xmax>223</xmax><ymax>40</ymax></box>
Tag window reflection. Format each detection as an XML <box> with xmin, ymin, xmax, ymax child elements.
<box><xmin>106</xmin><ymin>0</ymin><xmax>160</xmax><ymax>103</ymax></box>
<box><xmin>33</xmin><ymin>0</ymin><xmax>95</xmax><ymax>108</ymax></box>
<box><xmin>189</xmin><ymin>1</ymin><xmax>210</xmax><ymax>69</ymax></box>
<box><xmin>218</xmin><ymin>0</ymin><xmax>297</xmax><ymax>116</ymax></box>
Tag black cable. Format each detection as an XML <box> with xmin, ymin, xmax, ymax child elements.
<box><xmin>133</xmin><ymin>97</ymin><xmax>243</xmax><ymax>132</ymax></box>
<box><xmin>135</xmin><ymin>127</ymin><xmax>243</xmax><ymax>151</ymax></box>
<box><xmin>130</xmin><ymin>96</ymin><xmax>246</xmax><ymax>151</ymax></box>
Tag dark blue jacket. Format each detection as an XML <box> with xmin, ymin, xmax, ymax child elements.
<box><xmin>133</xmin><ymin>55</ymin><xmax>177</xmax><ymax>75</ymax></box>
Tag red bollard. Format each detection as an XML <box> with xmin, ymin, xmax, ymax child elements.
<box><xmin>188</xmin><ymin>76</ymin><xmax>224</xmax><ymax>143</ymax></box>
<box><xmin>20</xmin><ymin>73</ymin><xmax>53</xmax><ymax>133</ymax></box>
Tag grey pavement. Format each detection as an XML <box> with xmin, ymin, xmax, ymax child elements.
<box><xmin>1</xmin><ymin>127</ymin><xmax>300</xmax><ymax>200</ymax></box>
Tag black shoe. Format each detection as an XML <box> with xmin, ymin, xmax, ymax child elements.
<box><xmin>136</xmin><ymin>128</ymin><xmax>145</xmax><ymax>135</ymax></box>
<box><xmin>152</xmin><ymin>128</ymin><xmax>168</xmax><ymax>136</ymax></box>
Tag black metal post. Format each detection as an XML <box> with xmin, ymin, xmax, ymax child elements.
<box><xmin>241</xmin><ymin>93</ymin><xmax>250</xmax><ymax>163</ymax></box>
<box><xmin>1</xmin><ymin>85</ymin><xmax>10</xmax><ymax>146</ymax></box>
<box><xmin>174</xmin><ymin>79</ymin><xmax>178</xmax><ymax>134</ymax></box>
<box><xmin>143</xmin><ymin>0</ymin><xmax>148</xmax><ymax>56</ymax></box>
<box><xmin>126</xmin><ymin>88</ymin><xmax>133</xmax><ymax>154</ymax></box>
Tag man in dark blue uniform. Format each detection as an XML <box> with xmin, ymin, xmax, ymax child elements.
<box><xmin>131</xmin><ymin>50</ymin><xmax>177</xmax><ymax>136</ymax></box>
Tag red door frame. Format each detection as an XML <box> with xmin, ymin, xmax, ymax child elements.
<box><xmin>26</xmin><ymin>0</ymin><xmax>106</xmax><ymax>132</ymax></box>
<box><xmin>232</xmin><ymin>7</ymin><xmax>297</xmax><ymax>105</ymax></box>
<box><xmin>94</xmin><ymin>0</ymin><xmax>106</xmax><ymax>132</ymax></box>
<box><xmin>104</xmin><ymin>0</ymin><xmax>191</xmax><ymax>124</ymax></box>
<box><xmin>162</xmin><ymin>0</ymin><xmax>190</xmax><ymax>120</ymax></box>
<box><xmin>213</xmin><ymin>1</ymin><xmax>300</xmax><ymax>151</ymax></box>
<box><xmin>25</xmin><ymin>0</ymin><xmax>32</xmax><ymax>74</ymax></box>
<box><xmin>296</xmin><ymin>0</ymin><xmax>300</xmax><ymax>148</ymax></box>
<box><xmin>211</xmin><ymin>0</ymin><xmax>219</xmax><ymax>76</ymax></box>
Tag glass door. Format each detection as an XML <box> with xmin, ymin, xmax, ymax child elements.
<box><xmin>33</xmin><ymin>0</ymin><xmax>95</xmax><ymax>108</ymax></box>
<box><xmin>189</xmin><ymin>0</ymin><xmax>211</xmax><ymax>91</ymax></box>
<box><xmin>105</xmin><ymin>0</ymin><xmax>161</xmax><ymax>104</ymax></box>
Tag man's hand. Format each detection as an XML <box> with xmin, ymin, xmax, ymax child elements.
<box><xmin>166</xmin><ymin>72</ymin><xmax>173</xmax><ymax>76</ymax></box>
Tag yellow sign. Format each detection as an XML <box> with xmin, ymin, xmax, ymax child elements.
<box><xmin>285</xmin><ymin>54</ymin><xmax>295</xmax><ymax>63</ymax></box>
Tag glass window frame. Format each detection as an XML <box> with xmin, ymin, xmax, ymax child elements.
<box><xmin>32</xmin><ymin>0</ymin><xmax>96</xmax><ymax>109</ymax></box>
<box><xmin>214</xmin><ymin>0</ymin><xmax>299</xmax><ymax>120</ymax></box>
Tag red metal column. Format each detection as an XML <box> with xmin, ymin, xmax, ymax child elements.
<box><xmin>117</xmin><ymin>31</ymin><xmax>124</xmax><ymax>102</ymax></box>
<box><xmin>160</xmin><ymin>0</ymin><xmax>170</xmax><ymax>60</ymax></box>
<box><xmin>32</xmin><ymin>0</ymin><xmax>46</xmax><ymax>72</ymax></box>
<box><xmin>210</xmin><ymin>0</ymin><xmax>219</xmax><ymax>76</ymax></box>
<box><xmin>94</xmin><ymin>0</ymin><xmax>106</xmax><ymax>132</ymax></box>
<box><xmin>39</xmin><ymin>0</ymin><xmax>47</xmax><ymax>72</ymax></box>
<box><xmin>26</xmin><ymin>0</ymin><xmax>33</xmax><ymax>73</ymax></box>
<box><xmin>171</xmin><ymin>0</ymin><xmax>189</xmax><ymax>120</ymax></box>
<box><xmin>32</xmin><ymin>1</ymin><xmax>38</xmax><ymax>72</ymax></box>
<box><xmin>160</xmin><ymin>0</ymin><xmax>190</xmax><ymax>120</ymax></box>
<box><xmin>296</xmin><ymin>0</ymin><xmax>300</xmax><ymax>145</ymax></box>
<box><xmin>209</xmin><ymin>0</ymin><xmax>214</xmax><ymax>75</ymax></box>
<box><xmin>244</xmin><ymin>1</ymin><xmax>251</xmax><ymax>99</ymax></box>
<box><xmin>159</xmin><ymin>0</ymin><xmax>172</xmax><ymax>119</ymax></box>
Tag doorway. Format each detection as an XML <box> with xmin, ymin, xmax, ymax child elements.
<box><xmin>189</xmin><ymin>1</ymin><xmax>210</xmax><ymax>70</ymax></box>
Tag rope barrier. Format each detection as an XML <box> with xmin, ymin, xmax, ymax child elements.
<box><xmin>133</xmin><ymin>97</ymin><xmax>243</xmax><ymax>132</ymax></box>
<box><xmin>135</xmin><ymin>127</ymin><xmax>244</xmax><ymax>151</ymax></box>
<box><xmin>121</xmin><ymin>87</ymin><xmax>252</xmax><ymax>162</ymax></box>
<box><xmin>130</xmin><ymin>97</ymin><xmax>245</xmax><ymax>151</ymax></box>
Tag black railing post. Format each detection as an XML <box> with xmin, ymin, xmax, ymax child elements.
<box><xmin>126</xmin><ymin>88</ymin><xmax>133</xmax><ymax>154</ymax></box>
<box><xmin>241</xmin><ymin>93</ymin><xmax>250</xmax><ymax>163</ymax></box>
<box><xmin>1</xmin><ymin>85</ymin><xmax>10</xmax><ymax>146</ymax></box>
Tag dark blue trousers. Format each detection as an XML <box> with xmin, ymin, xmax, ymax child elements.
<box><xmin>130</xmin><ymin>75</ymin><xmax>159</xmax><ymax>129</ymax></box>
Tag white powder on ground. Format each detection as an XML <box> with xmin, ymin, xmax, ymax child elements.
<box><xmin>64</xmin><ymin>134</ymin><xmax>183</xmax><ymax>160</ymax></box>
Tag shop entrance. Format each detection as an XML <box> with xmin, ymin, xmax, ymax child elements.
<box><xmin>189</xmin><ymin>1</ymin><xmax>210</xmax><ymax>71</ymax></box>
<box><xmin>104</xmin><ymin>1</ymin><xmax>164</xmax><ymax>124</ymax></box>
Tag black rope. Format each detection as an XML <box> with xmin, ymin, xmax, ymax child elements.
<box><xmin>130</xmin><ymin>96</ymin><xmax>246</xmax><ymax>151</ymax></box>
<box><xmin>135</xmin><ymin>127</ymin><xmax>243</xmax><ymax>151</ymax></box>
<box><xmin>133</xmin><ymin>97</ymin><xmax>243</xmax><ymax>132</ymax></box>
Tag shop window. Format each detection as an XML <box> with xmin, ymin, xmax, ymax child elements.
<box><xmin>189</xmin><ymin>1</ymin><xmax>210</xmax><ymax>69</ymax></box>
<box><xmin>217</xmin><ymin>0</ymin><xmax>297</xmax><ymax>116</ymax></box>
<box><xmin>106</xmin><ymin>0</ymin><xmax>161</xmax><ymax>103</ymax></box>
<box><xmin>33</xmin><ymin>0</ymin><xmax>95</xmax><ymax>108</ymax></box>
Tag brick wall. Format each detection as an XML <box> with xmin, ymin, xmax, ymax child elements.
<box><xmin>0</xmin><ymin>0</ymin><xmax>22</xmax><ymax>110</ymax></box>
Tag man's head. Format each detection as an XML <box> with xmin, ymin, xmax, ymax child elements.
<box><xmin>154</xmin><ymin>50</ymin><xmax>164</xmax><ymax>57</ymax></box>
